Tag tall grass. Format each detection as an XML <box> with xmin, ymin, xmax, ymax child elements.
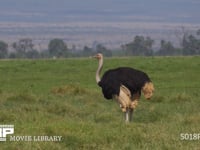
<box><xmin>0</xmin><ymin>56</ymin><xmax>200</xmax><ymax>149</ymax></box>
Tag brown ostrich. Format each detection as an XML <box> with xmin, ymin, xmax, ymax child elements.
<box><xmin>93</xmin><ymin>53</ymin><xmax>154</xmax><ymax>122</ymax></box>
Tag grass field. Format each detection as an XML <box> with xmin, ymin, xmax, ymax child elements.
<box><xmin>0</xmin><ymin>56</ymin><xmax>200</xmax><ymax>150</ymax></box>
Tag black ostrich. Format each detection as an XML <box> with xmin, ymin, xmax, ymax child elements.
<box><xmin>93</xmin><ymin>53</ymin><xmax>154</xmax><ymax>122</ymax></box>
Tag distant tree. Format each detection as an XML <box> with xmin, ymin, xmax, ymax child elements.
<box><xmin>8</xmin><ymin>52</ymin><xmax>17</xmax><ymax>59</ymax></box>
<box><xmin>157</xmin><ymin>40</ymin><xmax>176</xmax><ymax>56</ymax></box>
<box><xmin>174</xmin><ymin>26</ymin><xmax>188</xmax><ymax>49</ymax></box>
<box><xmin>123</xmin><ymin>36</ymin><xmax>154</xmax><ymax>56</ymax></box>
<box><xmin>48</xmin><ymin>39</ymin><xmax>68</xmax><ymax>58</ymax></box>
<box><xmin>0</xmin><ymin>41</ymin><xmax>8</xmax><ymax>58</ymax></box>
<box><xmin>40</xmin><ymin>49</ymin><xmax>50</xmax><ymax>58</ymax></box>
<box><xmin>96</xmin><ymin>44</ymin><xmax>112</xmax><ymax>57</ymax></box>
<box><xmin>175</xmin><ymin>27</ymin><xmax>200</xmax><ymax>55</ymax></box>
<box><xmin>82</xmin><ymin>46</ymin><xmax>93</xmax><ymax>56</ymax></box>
<box><xmin>71</xmin><ymin>44</ymin><xmax>76</xmax><ymax>52</ymax></box>
<box><xmin>26</xmin><ymin>50</ymin><xmax>40</xmax><ymax>59</ymax></box>
<box><xmin>12</xmin><ymin>38</ymin><xmax>35</xmax><ymax>58</ymax></box>
<box><xmin>182</xmin><ymin>30</ymin><xmax>200</xmax><ymax>55</ymax></box>
<box><xmin>197</xmin><ymin>29</ymin><xmax>200</xmax><ymax>36</ymax></box>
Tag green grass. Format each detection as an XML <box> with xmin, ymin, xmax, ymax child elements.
<box><xmin>0</xmin><ymin>56</ymin><xmax>200</xmax><ymax>149</ymax></box>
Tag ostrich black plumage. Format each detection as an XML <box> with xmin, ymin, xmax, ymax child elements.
<box><xmin>98</xmin><ymin>67</ymin><xmax>151</xmax><ymax>99</ymax></box>
<box><xmin>93</xmin><ymin>53</ymin><xmax>154</xmax><ymax>122</ymax></box>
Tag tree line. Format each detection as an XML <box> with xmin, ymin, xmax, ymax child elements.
<box><xmin>0</xmin><ymin>29</ymin><xmax>200</xmax><ymax>59</ymax></box>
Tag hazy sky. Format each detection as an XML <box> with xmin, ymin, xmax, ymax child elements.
<box><xmin>0</xmin><ymin>0</ymin><xmax>199</xmax><ymax>23</ymax></box>
<box><xmin>0</xmin><ymin>0</ymin><xmax>199</xmax><ymax>49</ymax></box>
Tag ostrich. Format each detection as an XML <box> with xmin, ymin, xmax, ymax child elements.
<box><xmin>93</xmin><ymin>53</ymin><xmax>154</xmax><ymax>122</ymax></box>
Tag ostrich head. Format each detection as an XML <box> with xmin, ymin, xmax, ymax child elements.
<box><xmin>93</xmin><ymin>53</ymin><xmax>103</xmax><ymax>60</ymax></box>
<box><xmin>142</xmin><ymin>82</ymin><xmax>154</xmax><ymax>100</ymax></box>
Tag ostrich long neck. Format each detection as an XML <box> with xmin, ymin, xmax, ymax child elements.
<box><xmin>96</xmin><ymin>57</ymin><xmax>103</xmax><ymax>83</ymax></box>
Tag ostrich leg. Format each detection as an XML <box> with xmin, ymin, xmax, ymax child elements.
<box><xmin>117</xmin><ymin>85</ymin><xmax>132</xmax><ymax>123</ymax></box>
<box><xmin>125</xmin><ymin>108</ymin><xmax>131</xmax><ymax>123</ymax></box>
<box><xmin>129</xmin><ymin>109</ymin><xmax>134</xmax><ymax>122</ymax></box>
<box><xmin>125</xmin><ymin>108</ymin><xmax>134</xmax><ymax>122</ymax></box>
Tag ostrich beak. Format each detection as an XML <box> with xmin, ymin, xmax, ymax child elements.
<box><xmin>91</xmin><ymin>53</ymin><xmax>102</xmax><ymax>59</ymax></box>
<box><xmin>89</xmin><ymin>55</ymin><xmax>96</xmax><ymax>59</ymax></box>
<box><xmin>92</xmin><ymin>54</ymin><xmax>99</xmax><ymax>59</ymax></box>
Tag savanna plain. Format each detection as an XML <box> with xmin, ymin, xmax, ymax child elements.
<box><xmin>0</xmin><ymin>56</ymin><xmax>200</xmax><ymax>150</ymax></box>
